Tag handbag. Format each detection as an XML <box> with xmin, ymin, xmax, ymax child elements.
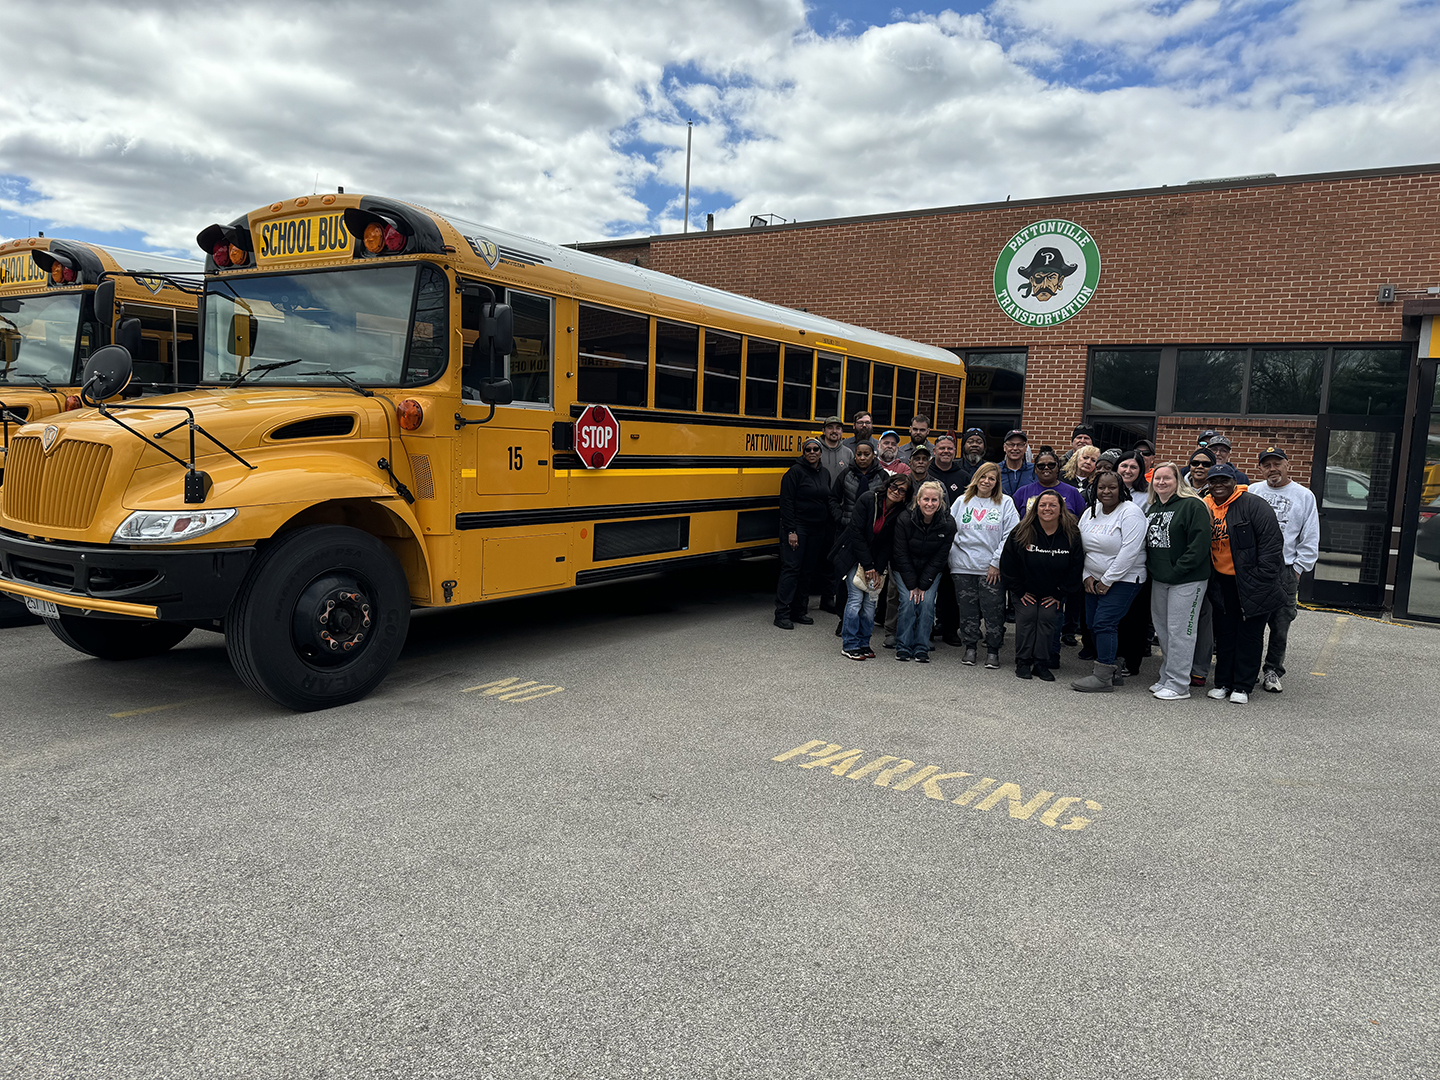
<box><xmin>851</xmin><ymin>563</ymin><xmax>885</xmax><ymax>598</ymax></box>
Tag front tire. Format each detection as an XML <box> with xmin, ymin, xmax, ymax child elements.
<box><xmin>226</xmin><ymin>525</ymin><xmax>411</xmax><ymax>711</ymax></box>
<box><xmin>45</xmin><ymin>613</ymin><xmax>192</xmax><ymax>659</ymax></box>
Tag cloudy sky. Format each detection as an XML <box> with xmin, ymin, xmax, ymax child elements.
<box><xmin>2</xmin><ymin>0</ymin><xmax>1437</xmax><ymax>255</ymax></box>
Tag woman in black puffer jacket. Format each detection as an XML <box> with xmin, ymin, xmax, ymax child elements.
<box><xmin>891</xmin><ymin>480</ymin><xmax>958</xmax><ymax>663</ymax></box>
<box><xmin>832</xmin><ymin>471</ymin><xmax>913</xmax><ymax>659</ymax></box>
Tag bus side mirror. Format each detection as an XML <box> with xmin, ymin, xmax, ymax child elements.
<box><xmin>227</xmin><ymin>314</ymin><xmax>257</xmax><ymax>358</ymax></box>
<box><xmin>478</xmin><ymin>378</ymin><xmax>513</xmax><ymax>406</ymax></box>
<box><xmin>94</xmin><ymin>280</ymin><xmax>116</xmax><ymax>322</ymax></box>
<box><xmin>483</xmin><ymin>304</ymin><xmax>513</xmax><ymax>358</ymax></box>
<box><xmin>116</xmin><ymin>317</ymin><xmax>142</xmax><ymax>357</ymax></box>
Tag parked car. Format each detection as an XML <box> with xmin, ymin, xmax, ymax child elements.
<box><xmin>1320</xmin><ymin>467</ymin><xmax>1372</xmax><ymax>557</ymax></box>
<box><xmin>1416</xmin><ymin>495</ymin><xmax>1440</xmax><ymax>565</ymax></box>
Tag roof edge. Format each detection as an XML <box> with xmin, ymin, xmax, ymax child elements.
<box><xmin>579</xmin><ymin>160</ymin><xmax>1440</xmax><ymax>250</ymax></box>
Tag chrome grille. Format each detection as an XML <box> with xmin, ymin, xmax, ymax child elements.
<box><xmin>5</xmin><ymin>436</ymin><xmax>113</xmax><ymax>529</ymax></box>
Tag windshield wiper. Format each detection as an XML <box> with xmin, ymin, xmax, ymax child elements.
<box><xmin>4</xmin><ymin>371</ymin><xmax>57</xmax><ymax>391</ymax></box>
<box><xmin>299</xmin><ymin>369</ymin><xmax>375</xmax><ymax>398</ymax></box>
<box><xmin>223</xmin><ymin>358</ymin><xmax>303</xmax><ymax>388</ymax></box>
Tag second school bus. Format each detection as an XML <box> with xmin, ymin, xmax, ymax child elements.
<box><xmin>0</xmin><ymin>193</ymin><xmax>963</xmax><ymax>710</ymax></box>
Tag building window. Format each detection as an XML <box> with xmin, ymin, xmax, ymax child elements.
<box><xmin>961</xmin><ymin>349</ymin><xmax>1026</xmax><ymax>458</ymax></box>
<box><xmin>1085</xmin><ymin>343</ymin><xmax>1410</xmax><ymax>428</ymax></box>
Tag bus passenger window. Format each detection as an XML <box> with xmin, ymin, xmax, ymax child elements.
<box><xmin>578</xmin><ymin>304</ymin><xmax>648</xmax><ymax>407</ymax></box>
<box><xmin>782</xmin><ymin>345</ymin><xmax>813</xmax><ymax>420</ymax></box>
<box><xmin>745</xmin><ymin>338</ymin><xmax>779</xmax><ymax>417</ymax></box>
<box><xmin>896</xmin><ymin>367</ymin><xmax>917</xmax><ymax>423</ymax></box>
<box><xmin>871</xmin><ymin>363</ymin><xmax>894</xmax><ymax>427</ymax></box>
<box><xmin>937</xmin><ymin>374</ymin><xmax>961</xmax><ymax>432</ymax></box>
<box><xmin>703</xmin><ymin>330</ymin><xmax>741</xmax><ymax>414</ymax></box>
<box><xmin>816</xmin><ymin>353</ymin><xmax>841</xmax><ymax>420</ymax></box>
<box><xmin>917</xmin><ymin>370</ymin><xmax>937</xmax><ymax>426</ymax></box>
<box><xmin>845</xmin><ymin>358</ymin><xmax>869</xmax><ymax>423</ymax></box>
<box><xmin>504</xmin><ymin>290</ymin><xmax>552</xmax><ymax>404</ymax></box>
<box><xmin>655</xmin><ymin>320</ymin><xmax>698</xmax><ymax>411</ymax></box>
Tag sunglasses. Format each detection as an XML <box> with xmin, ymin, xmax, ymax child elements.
<box><xmin>1036</xmin><ymin>461</ymin><xmax>1058</xmax><ymax>469</ymax></box>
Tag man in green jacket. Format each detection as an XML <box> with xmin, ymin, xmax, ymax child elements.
<box><xmin>1144</xmin><ymin>463</ymin><xmax>1213</xmax><ymax>700</ymax></box>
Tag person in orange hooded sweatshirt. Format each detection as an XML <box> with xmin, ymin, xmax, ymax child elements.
<box><xmin>1202</xmin><ymin>464</ymin><xmax>1287</xmax><ymax>704</ymax></box>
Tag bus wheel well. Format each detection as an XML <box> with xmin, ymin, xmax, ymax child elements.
<box><xmin>277</xmin><ymin>500</ymin><xmax>430</xmax><ymax>603</ymax></box>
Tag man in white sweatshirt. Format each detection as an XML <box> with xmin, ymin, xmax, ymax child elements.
<box><xmin>1252</xmin><ymin>446</ymin><xmax>1319</xmax><ymax>693</ymax></box>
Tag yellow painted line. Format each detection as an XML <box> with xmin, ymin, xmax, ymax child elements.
<box><xmin>1310</xmin><ymin>615</ymin><xmax>1350</xmax><ymax>677</ymax></box>
<box><xmin>461</xmin><ymin>676</ymin><xmax>565</xmax><ymax>703</ymax></box>
<box><xmin>772</xmin><ymin>738</ymin><xmax>1102</xmax><ymax>832</ymax></box>
<box><xmin>109</xmin><ymin>697</ymin><xmax>212</xmax><ymax>718</ymax></box>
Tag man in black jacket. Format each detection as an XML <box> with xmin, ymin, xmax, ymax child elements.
<box><xmin>775</xmin><ymin>439</ymin><xmax>831</xmax><ymax>629</ymax></box>
<box><xmin>1203</xmin><ymin>464</ymin><xmax>1287</xmax><ymax>703</ymax></box>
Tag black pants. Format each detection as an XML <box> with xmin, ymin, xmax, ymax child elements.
<box><xmin>1014</xmin><ymin>597</ymin><xmax>1060</xmax><ymax>665</ymax></box>
<box><xmin>1211</xmin><ymin>574</ymin><xmax>1266</xmax><ymax>694</ymax></box>
<box><xmin>1117</xmin><ymin>578</ymin><xmax>1153</xmax><ymax>672</ymax></box>
<box><xmin>775</xmin><ymin>525</ymin><xmax>824</xmax><ymax>619</ymax></box>
<box><xmin>813</xmin><ymin>519</ymin><xmax>838</xmax><ymax>609</ymax></box>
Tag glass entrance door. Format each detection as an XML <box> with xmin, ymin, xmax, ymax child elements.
<box><xmin>1395</xmin><ymin>361</ymin><xmax>1440</xmax><ymax>621</ymax></box>
<box><xmin>1308</xmin><ymin>416</ymin><xmax>1404</xmax><ymax>609</ymax></box>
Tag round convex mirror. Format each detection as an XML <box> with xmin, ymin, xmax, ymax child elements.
<box><xmin>80</xmin><ymin>344</ymin><xmax>134</xmax><ymax>405</ymax></box>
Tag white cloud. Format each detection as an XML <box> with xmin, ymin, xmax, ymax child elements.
<box><xmin>0</xmin><ymin>0</ymin><xmax>1438</xmax><ymax>250</ymax></box>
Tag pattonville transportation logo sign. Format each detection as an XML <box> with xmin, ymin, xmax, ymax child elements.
<box><xmin>993</xmin><ymin>219</ymin><xmax>1101</xmax><ymax>327</ymax></box>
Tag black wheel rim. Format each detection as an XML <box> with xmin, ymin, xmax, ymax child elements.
<box><xmin>292</xmin><ymin>571</ymin><xmax>375</xmax><ymax>667</ymax></box>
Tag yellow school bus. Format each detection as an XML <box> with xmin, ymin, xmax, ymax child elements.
<box><xmin>0</xmin><ymin>193</ymin><xmax>963</xmax><ymax>709</ymax></box>
<box><xmin>0</xmin><ymin>238</ymin><xmax>202</xmax><ymax>434</ymax></box>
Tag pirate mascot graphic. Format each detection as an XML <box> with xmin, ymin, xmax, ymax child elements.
<box><xmin>1016</xmin><ymin>247</ymin><xmax>1076</xmax><ymax>302</ymax></box>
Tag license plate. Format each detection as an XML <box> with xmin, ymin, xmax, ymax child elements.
<box><xmin>23</xmin><ymin>597</ymin><xmax>59</xmax><ymax>619</ymax></box>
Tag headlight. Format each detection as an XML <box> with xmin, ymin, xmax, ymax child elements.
<box><xmin>113</xmin><ymin>508</ymin><xmax>237</xmax><ymax>544</ymax></box>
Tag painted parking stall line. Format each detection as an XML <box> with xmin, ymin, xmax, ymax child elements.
<box><xmin>461</xmin><ymin>677</ymin><xmax>565</xmax><ymax>703</ymax></box>
<box><xmin>1310</xmin><ymin>615</ymin><xmax>1350</xmax><ymax>676</ymax></box>
<box><xmin>773</xmin><ymin>739</ymin><xmax>1102</xmax><ymax>832</ymax></box>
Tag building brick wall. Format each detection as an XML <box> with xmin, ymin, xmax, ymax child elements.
<box><xmin>586</xmin><ymin>166</ymin><xmax>1437</xmax><ymax>467</ymax></box>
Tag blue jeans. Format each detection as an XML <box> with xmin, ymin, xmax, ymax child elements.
<box><xmin>896</xmin><ymin>578</ymin><xmax>941</xmax><ymax>658</ymax></box>
<box><xmin>1084</xmin><ymin>580</ymin><xmax>1142</xmax><ymax>666</ymax></box>
<box><xmin>843</xmin><ymin>572</ymin><xmax>878</xmax><ymax>652</ymax></box>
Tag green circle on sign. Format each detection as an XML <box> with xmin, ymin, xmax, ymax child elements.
<box><xmin>993</xmin><ymin>219</ymin><xmax>1101</xmax><ymax>327</ymax></box>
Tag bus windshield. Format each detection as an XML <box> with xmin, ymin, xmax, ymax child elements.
<box><xmin>202</xmin><ymin>264</ymin><xmax>447</xmax><ymax>387</ymax></box>
<box><xmin>0</xmin><ymin>293</ymin><xmax>84</xmax><ymax>386</ymax></box>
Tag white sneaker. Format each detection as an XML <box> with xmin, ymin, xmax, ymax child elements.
<box><xmin>1149</xmin><ymin>682</ymin><xmax>1164</xmax><ymax>694</ymax></box>
<box><xmin>1262</xmin><ymin>670</ymin><xmax>1282</xmax><ymax>693</ymax></box>
<box><xmin>1154</xmin><ymin>688</ymin><xmax>1190</xmax><ymax>700</ymax></box>
<box><xmin>1207</xmin><ymin>687</ymin><xmax>1229</xmax><ymax>700</ymax></box>
<box><xmin>1229</xmin><ymin>690</ymin><xmax>1249</xmax><ymax>704</ymax></box>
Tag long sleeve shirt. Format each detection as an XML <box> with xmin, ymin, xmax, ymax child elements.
<box><xmin>1078</xmin><ymin>500</ymin><xmax>1149</xmax><ymax>586</ymax></box>
<box><xmin>1252</xmin><ymin>480</ymin><xmax>1320</xmax><ymax>573</ymax></box>
<box><xmin>949</xmin><ymin>494</ymin><xmax>1021</xmax><ymax>574</ymax></box>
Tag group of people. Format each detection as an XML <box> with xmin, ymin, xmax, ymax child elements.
<box><xmin>775</xmin><ymin>415</ymin><xmax>1320</xmax><ymax>703</ymax></box>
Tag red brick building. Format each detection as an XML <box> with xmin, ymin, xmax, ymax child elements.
<box><xmin>583</xmin><ymin>163</ymin><xmax>1440</xmax><ymax>618</ymax></box>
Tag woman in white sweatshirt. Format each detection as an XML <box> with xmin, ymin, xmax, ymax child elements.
<box><xmin>948</xmin><ymin>462</ymin><xmax>1020</xmax><ymax>670</ymax></box>
<box><xmin>1072</xmin><ymin>471</ymin><xmax>1148</xmax><ymax>692</ymax></box>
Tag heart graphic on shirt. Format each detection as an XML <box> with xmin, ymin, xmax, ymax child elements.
<box><xmin>972</xmin><ymin>508</ymin><xmax>988</xmax><ymax>521</ymax></box>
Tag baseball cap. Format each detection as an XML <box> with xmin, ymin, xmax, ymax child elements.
<box><xmin>910</xmin><ymin>445</ymin><xmax>933</xmax><ymax>459</ymax></box>
<box><xmin>1206</xmin><ymin>434</ymin><xmax>1232</xmax><ymax>449</ymax></box>
<box><xmin>1004</xmin><ymin>429</ymin><xmax>1028</xmax><ymax>443</ymax></box>
<box><xmin>1207</xmin><ymin>463</ymin><xmax>1240</xmax><ymax>481</ymax></box>
<box><xmin>1259</xmin><ymin>445</ymin><xmax>1288</xmax><ymax>462</ymax></box>
<box><xmin>880</xmin><ymin>430</ymin><xmax>899</xmax><ymax>442</ymax></box>
<box><xmin>1198</xmin><ymin>429</ymin><xmax>1217</xmax><ymax>445</ymax></box>
<box><xmin>1134</xmin><ymin>438</ymin><xmax>1155</xmax><ymax>454</ymax></box>
<box><xmin>822</xmin><ymin>415</ymin><xmax>843</xmax><ymax>425</ymax></box>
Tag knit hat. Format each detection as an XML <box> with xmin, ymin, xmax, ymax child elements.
<box><xmin>1189</xmin><ymin>448</ymin><xmax>1217</xmax><ymax>467</ymax></box>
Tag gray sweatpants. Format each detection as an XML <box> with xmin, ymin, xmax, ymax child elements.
<box><xmin>1152</xmin><ymin>579</ymin><xmax>1207</xmax><ymax>695</ymax></box>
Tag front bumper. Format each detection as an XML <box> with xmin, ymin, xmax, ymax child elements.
<box><xmin>0</xmin><ymin>529</ymin><xmax>255</xmax><ymax>621</ymax></box>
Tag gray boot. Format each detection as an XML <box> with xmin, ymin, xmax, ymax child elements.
<box><xmin>1071</xmin><ymin>663</ymin><xmax>1116</xmax><ymax>693</ymax></box>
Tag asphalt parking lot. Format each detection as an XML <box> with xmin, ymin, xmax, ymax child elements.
<box><xmin>2</xmin><ymin>562</ymin><xmax>1437</xmax><ymax>1079</ymax></box>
